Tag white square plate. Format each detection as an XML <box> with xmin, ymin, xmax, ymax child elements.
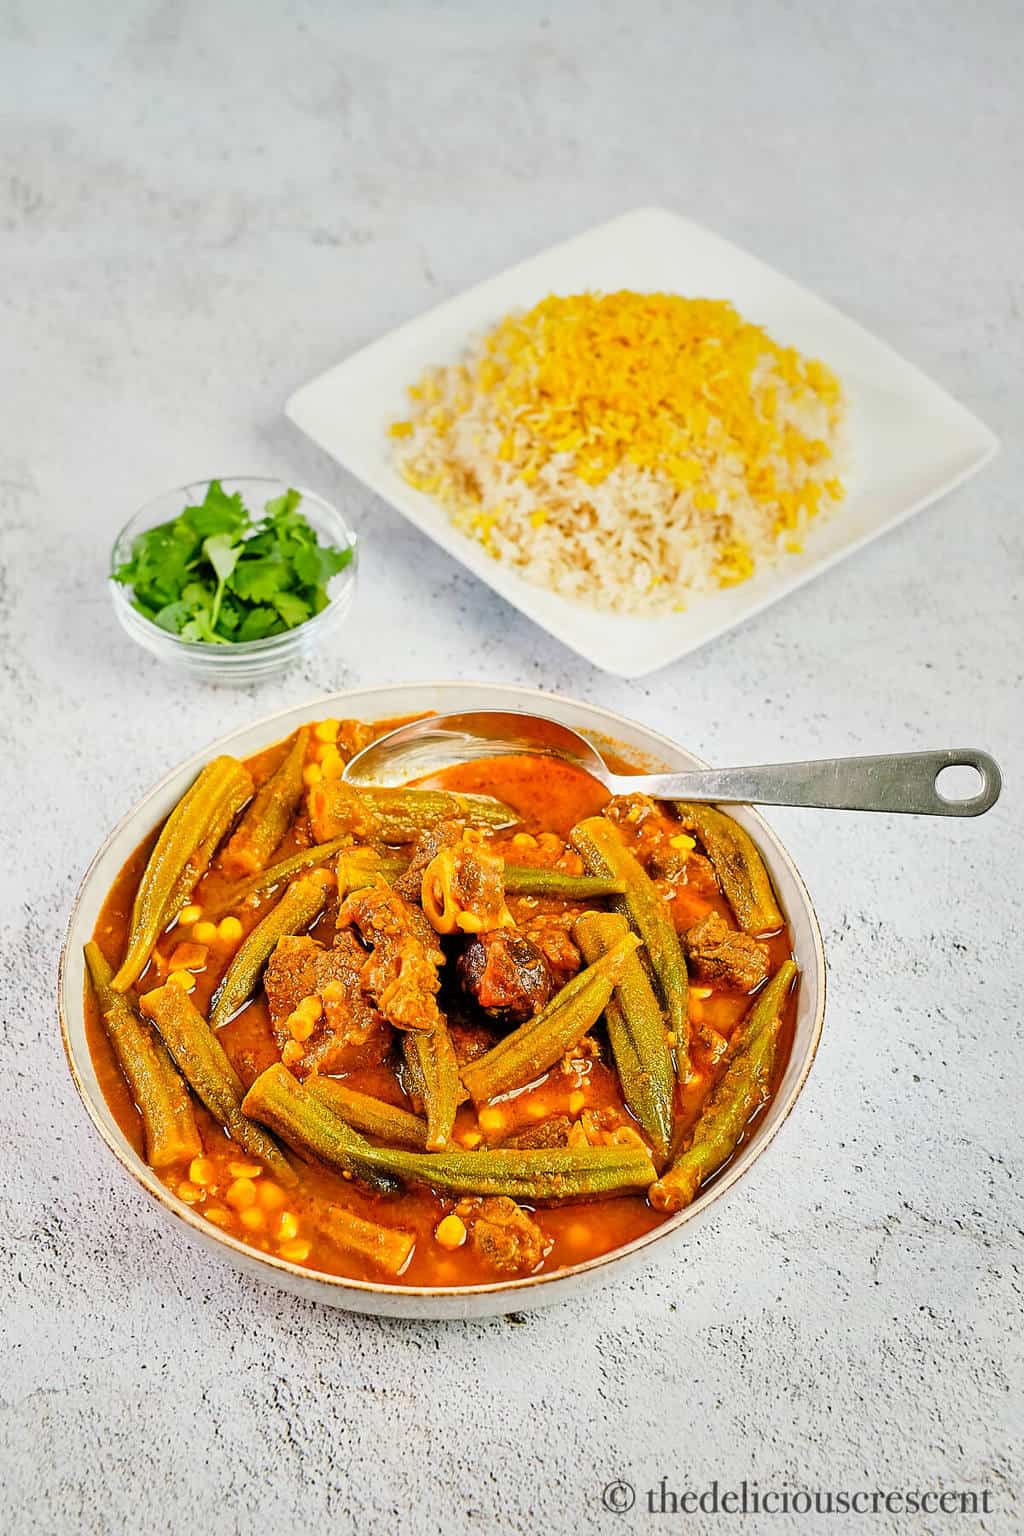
<box><xmin>286</xmin><ymin>207</ymin><xmax>997</xmax><ymax>677</ymax></box>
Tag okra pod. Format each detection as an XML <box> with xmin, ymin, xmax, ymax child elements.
<box><xmin>336</xmin><ymin>849</ymin><xmax>404</xmax><ymax>899</ymax></box>
<box><xmin>114</xmin><ymin>756</ymin><xmax>254</xmax><ymax>990</ymax></box>
<box><xmin>314</xmin><ymin>1204</ymin><xmax>416</xmax><ymax>1277</ymax></box>
<box><xmin>334</xmin><ymin>849</ymin><xmax>625</xmax><ymax>903</ymax></box>
<box><xmin>648</xmin><ymin>1014</ymin><xmax>782</xmax><ymax>1212</ymax></box>
<box><xmin>649</xmin><ymin>959</ymin><xmax>796</xmax><ymax>1212</ymax></box>
<box><xmin>359</xmin><ymin>786</ymin><xmax>517</xmax><ymax>842</ymax></box>
<box><xmin>207</xmin><ymin>836</ymin><xmax>353</xmax><ymax>917</ymax></box>
<box><xmin>374</xmin><ymin>1138</ymin><xmax>656</xmax><ymax>1203</ymax></box>
<box><xmin>502</xmin><ymin>867</ymin><xmax>626</xmax><ymax>900</ymax></box>
<box><xmin>570</xmin><ymin>816</ymin><xmax>690</xmax><ymax>1081</ymax></box>
<box><xmin>208</xmin><ymin>874</ymin><xmax>327</xmax><ymax>1030</ymax></box>
<box><xmin>221</xmin><ymin>727</ymin><xmax>310</xmax><ymax>877</ymax></box>
<box><xmin>305</xmin><ymin>1078</ymin><xmax>430</xmax><ymax>1150</ymax></box>
<box><xmin>674</xmin><ymin>802</ymin><xmax>784</xmax><ymax>935</ymax></box>
<box><xmin>401</xmin><ymin>1022</ymin><xmax>463</xmax><ymax>1151</ymax></box>
<box><xmin>243</xmin><ymin>1065</ymin><xmax>655</xmax><ymax>1201</ymax></box>
<box><xmin>573</xmin><ymin>911</ymin><xmax>674</xmax><ymax>1163</ymax></box>
<box><xmin>726</xmin><ymin>960</ymin><xmax>797</xmax><ymax>1061</ymax></box>
<box><xmin>460</xmin><ymin>933</ymin><xmax>641</xmax><ymax>1105</ymax></box>
<box><xmin>84</xmin><ymin>942</ymin><xmax>201</xmax><ymax>1169</ymax></box>
<box><xmin>239</xmin><ymin>1064</ymin><xmax>401</xmax><ymax>1195</ymax></box>
<box><xmin>139</xmin><ymin>982</ymin><xmax>295</xmax><ymax>1183</ymax></box>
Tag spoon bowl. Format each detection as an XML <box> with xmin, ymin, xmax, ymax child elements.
<box><xmin>345</xmin><ymin>709</ymin><xmax>1002</xmax><ymax>818</ymax></box>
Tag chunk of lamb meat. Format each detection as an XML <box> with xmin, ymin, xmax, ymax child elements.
<box><xmin>447</xmin><ymin>1020</ymin><xmax>496</xmax><ymax>1066</ymax></box>
<box><xmin>646</xmin><ymin>845</ymin><xmax>720</xmax><ymax>897</ymax></box>
<box><xmin>457</xmin><ymin>930</ymin><xmax>553</xmax><ymax>1025</ymax></box>
<box><xmin>683</xmin><ymin>910</ymin><xmax>770</xmax><ymax>992</ymax></box>
<box><xmin>519</xmin><ymin>912</ymin><xmax>581</xmax><ymax>989</ymax></box>
<box><xmin>567</xmin><ymin>1107</ymin><xmax>648</xmax><ymax>1151</ymax></box>
<box><xmin>338</xmin><ymin>876</ymin><xmax>445</xmax><ymax>1033</ymax></box>
<box><xmin>392</xmin><ymin>819</ymin><xmax>463</xmax><ymax>902</ymax></box>
<box><xmin>454</xmin><ymin>1196</ymin><xmax>549</xmax><ymax>1274</ymax></box>
<box><xmin>264</xmin><ymin>932</ymin><xmax>390</xmax><ymax>1075</ymax></box>
<box><xmin>499</xmin><ymin>1116</ymin><xmax>574</xmax><ymax>1151</ymax></box>
<box><xmin>420</xmin><ymin>835</ymin><xmax>511</xmax><ymax>935</ymax></box>
<box><xmin>602</xmin><ymin>792</ymin><xmax>661</xmax><ymax>830</ymax></box>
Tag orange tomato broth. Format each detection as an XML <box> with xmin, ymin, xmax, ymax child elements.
<box><xmin>85</xmin><ymin>718</ymin><xmax>797</xmax><ymax>1289</ymax></box>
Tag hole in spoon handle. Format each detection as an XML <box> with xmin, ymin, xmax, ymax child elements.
<box><xmin>929</xmin><ymin>749</ymin><xmax>1003</xmax><ymax>816</ymax></box>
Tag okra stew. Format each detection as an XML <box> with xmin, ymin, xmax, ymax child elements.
<box><xmin>85</xmin><ymin>715</ymin><xmax>798</xmax><ymax>1289</ymax></box>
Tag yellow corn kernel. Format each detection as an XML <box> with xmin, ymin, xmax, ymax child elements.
<box><xmin>239</xmin><ymin>1206</ymin><xmax>264</xmax><ymax>1232</ymax></box>
<box><xmin>193</xmin><ymin>920</ymin><xmax>218</xmax><ymax>945</ymax></box>
<box><xmin>228</xmin><ymin>1161</ymin><xmax>262</xmax><ymax>1179</ymax></box>
<box><xmin>276</xmin><ymin>1211</ymin><xmax>299</xmax><ymax>1243</ymax></box>
<box><xmin>177</xmin><ymin>1181</ymin><xmax>201</xmax><ymax>1204</ymax></box>
<box><xmin>458</xmin><ymin>1130</ymin><xmax>483</xmax><ymax>1150</ymax></box>
<box><xmin>296</xmin><ymin>994</ymin><xmax>323</xmax><ymax>1022</ymax></box>
<box><xmin>288</xmin><ymin>1013</ymin><xmax>317</xmax><ymax>1043</ymax></box>
<box><xmin>511</xmin><ymin>832</ymin><xmax>537</xmax><ymax>848</ymax></box>
<box><xmin>691</xmin><ymin>986</ymin><xmax>713</xmax><ymax>1000</ymax></box>
<box><xmin>188</xmin><ymin>1156</ymin><xmax>216</xmax><ymax>1187</ymax></box>
<box><xmin>319</xmin><ymin>749</ymin><xmax>344</xmax><ymax>782</ymax></box>
<box><xmin>669</xmin><ymin>833</ymin><xmax>696</xmax><ymax>851</ymax></box>
<box><xmin>257</xmin><ymin>1182</ymin><xmax>286</xmax><ymax>1212</ymax></box>
<box><xmin>477</xmin><ymin>1106</ymin><xmax>504</xmax><ymax>1135</ymax></box>
<box><xmin>204</xmin><ymin>1206</ymin><xmax>230</xmax><ymax>1227</ymax></box>
<box><xmin>435</xmin><ymin>1214</ymin><xmax>467</xmax><ymax>1250</ymax></box>
<box><xmin>168</xmin><ymin>969</ymin><xmax>196</xmax><ymax>991</ymax></box>
<box><xmin>225</xmin><ymin>1177</ymin><xmax>258</xmax><ymax>1211</ymax></box>
<box><xmin>568</xmin><ymin>1090</ymin><xmax>586</xmax><ymax>1116</ymax></box>
<box><xmin>178</xmin><ymin>904</ymin><xmax>202</xmax><ymax>926</ymax></box>
<box><xmin>314</xmin><ymin>719</ymin><xmax>340</xmax><ymax>742</ymax></box>
<box><xmin>279</xmin><ymin>1239</ymin><xmax>312</xmax><ymax>1263</ymax></box>
<box><xmin>218</xmin><ymin>916</ymin><xmax>243</xmax><ymax>944</ymax></box>
<box><xmin>281</xmin><ymin>1040</ymin><xmax>304</xmax><ymax>1066</ymax></box>
<box><xmin>303</xmin><ymin>763</ymin><xmax>322</xmax><ymax>787</ymax></box>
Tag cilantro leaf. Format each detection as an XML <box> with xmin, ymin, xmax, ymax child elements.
<box><xmin>292</xmin><ymin>542</ymin><xmax>353</xmax><ymax>589</ymax></box>
<box><xmin>272</xmin><ymin>590</ymin><xmax>312</xmax><ymax>628</ymax></box>
<box><xmin>263</xmin><ymin>487</ymin><xmax>304</xmax><ymax>521</ymax></box>
<box><xmin>230</xmin><ymin>552</ymin><xmax>291</xmax><ymax>604</ymax></box>
<box><xmin>203</xmin><ymin>532</ymin><xmax>241</xmax><ymax>585</ymax></box>
<box><xmin>181</xmin><ymin>481</ymin><xmax>249</xmax><ymax>541</ymax></box>
<box><xmin>237</xmin><ymin>604</ymin><xmax>284</xmax><ymax>642</ymax></box>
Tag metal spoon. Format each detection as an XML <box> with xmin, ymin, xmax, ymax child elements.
<box><xmin>344</xmin><ymin>710</ymin><xmax>1002</xmax><ymax>818</ymax></box>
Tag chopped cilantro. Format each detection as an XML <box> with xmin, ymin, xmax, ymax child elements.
<box><xmin>114</xmin><ymin>481</ymin><xmax>353</xmax><ymax>645</ymax></box>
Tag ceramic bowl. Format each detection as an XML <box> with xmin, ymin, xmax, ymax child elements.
<box><xmin>59</xmin><ymin>682</ymin><xmax>825</xmax><ymax>1319</ymax></box>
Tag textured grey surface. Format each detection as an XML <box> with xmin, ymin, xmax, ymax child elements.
<box><xmin>1</xmin><ymin>2</ymin><xmax>1021</xmax><ymax>1532</ymax></box>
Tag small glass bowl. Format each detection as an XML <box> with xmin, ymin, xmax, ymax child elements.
<box><xmin>109</xmin><ymin>476</ymin><xmax>358</xmax><ymax>683</ymax></box>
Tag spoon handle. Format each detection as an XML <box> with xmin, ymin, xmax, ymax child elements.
<box><xmin>623</xmin><ymin>749</ymin><xmax>1002</xmax><ymax>818</ymax></box>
